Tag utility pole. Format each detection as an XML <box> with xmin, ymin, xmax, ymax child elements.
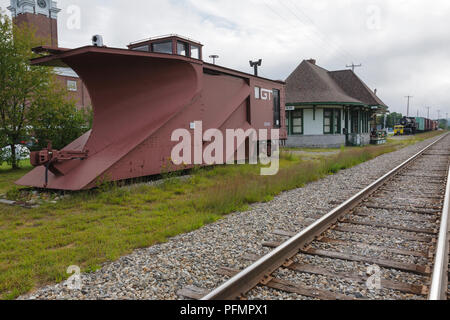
<box><xmin>249</xmin><ymin>59</ymin><xmax>262</xmax><ymax>77</ymax></box>
<box><xmin>437</xmin><ymin>110</ymin><xmax>441</xmax><ymax>120</ymax></box>
<box><xmin>405</xmin><ymin>96</ymin><xmax>413</xmax><ymax>117</ymax></box>
<box><xmin>346</xmin><ymin>63</ymin><xmax>362</xmax><ymax>72</ymax></box>
<box><xmin>425</xmin><ymin>106</ymin><xmax>431</xmax><ymax>119</ymax></box>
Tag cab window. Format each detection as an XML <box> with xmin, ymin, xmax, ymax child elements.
<box><xmin>177</xmin><ymin>41</ymin><xmax>188</xmax><ymax>56</ymax></box>
<box><xmin>191</xmin><ymin>45</ymin><xmax>200</xmax><ymax>59</ymax></box>
<box><xmin>152</xmin><ymin>41</ymin><xmax>173</xmax><ymax>54</ymax></box>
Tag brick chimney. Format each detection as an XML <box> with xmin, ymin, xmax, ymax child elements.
<box><xmin>306</xmin><ymin>59</ymin><xmax>316</xmax><ymax>65</ymax></box>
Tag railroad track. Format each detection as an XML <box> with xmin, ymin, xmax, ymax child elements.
<box><xmin>186</xmin><ymin>134</ymin><xmax>450</xmax><ymax>301</ymax></box>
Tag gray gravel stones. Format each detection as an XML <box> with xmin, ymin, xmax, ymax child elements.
<box><xmin>18</xmin><ymin>135</ymin><xmax>446</xmax><ymax>300</ymax></box>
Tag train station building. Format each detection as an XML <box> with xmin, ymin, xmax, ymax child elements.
<box><xmin>285</xmin><ymin>59</ymin><xmax>388</xmax><ymax>148</ymax></box>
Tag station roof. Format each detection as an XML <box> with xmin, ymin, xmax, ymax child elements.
<box><xmin>286</xmin><ymin>60</ymin><xmax>388</xmax><ymax>109</ymax></box>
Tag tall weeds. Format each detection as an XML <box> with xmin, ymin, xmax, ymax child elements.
<box><xmin>193</xmin><ymin>144</ymin><xmax>396</xmax><ymax>215</ymax></box>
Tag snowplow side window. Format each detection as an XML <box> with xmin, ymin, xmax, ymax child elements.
<box><xmin>132</xmin><ymin>45</ymin><xmax>150</xmax><ymax>52</ymax></box>
<box><xmin>177</xmin><ymin>41</ymin><xmax>188</xmax><ymax>56</ymax></box>
<box><xmin>152</xmin><ymin>41</ymin><xmax>173</xmax><ymax>54</ymax></box>
<box><xmin>191</xmin><ymin>45</ymin><xmax>200</xmax><ymax>59</ymax></box>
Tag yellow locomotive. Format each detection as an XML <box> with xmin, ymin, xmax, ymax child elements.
<box><xmin>394</xmin><ymin>125</ymin><xmax>405</xmax><ymax>136</ymax></box>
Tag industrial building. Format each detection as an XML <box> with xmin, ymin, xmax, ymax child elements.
<box><xmin>285</xmin><ymin>59</ymin><xmax>388</xmax><ymax>148</ymax></box>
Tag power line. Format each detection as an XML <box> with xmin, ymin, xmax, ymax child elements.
<box><xmin>263</xmin><ymin>0</ymin><xmax>339</xmax><ymax>61</ymax></box>
<box><xmin>262</xmin><ymin>0</ymin><xmax>349</xmax><ymax>68</ymax></box>
<box><xmin>283</xmin><ymin>0</ymin><xmax>359</xmax><ymax>64</ymax></box>
<box><xmin>279</xmin><ymin>1</ymin><xmax>351</xmax><ymax>62</ymax></box>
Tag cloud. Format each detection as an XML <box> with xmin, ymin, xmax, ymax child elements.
<box><xmin>1</xmin><ymin>0</ymin><xmax>449</xmax><ymax>117</ymax></box>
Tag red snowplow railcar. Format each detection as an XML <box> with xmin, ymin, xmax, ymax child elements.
<box><xmin>17</xmin><ymin>35</ymin><xmax>286</xmax><ymax>191</ymax></box>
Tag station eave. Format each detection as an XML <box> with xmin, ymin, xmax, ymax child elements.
<box><xmin>285</xmin><ymin>101</ymin><xmax>368</xmax><ymax>107</ymax></box>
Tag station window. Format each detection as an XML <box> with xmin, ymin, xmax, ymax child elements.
<box><xmin>132</xmin><ymin>45</ymin><xmax>150</xmax><ymax>52</ymax></box>
<box><xmin>152</xmin><ymin>41</ymin><xmax>173</xmax><ymax>54</ymax></box>
<box><xmin>191</xmin><ymin>45</ymin><xmax>200</xmax><ymax>59</ymax></box>
<box><xmin>324</xmin><ymin>109</ymin><xmax>341</xmax><ymax>134</ymax></box>
<box><xmin>363</xmin><ymin>111</ymin><xmax>370</xmax><ymax>133</ymax></box>
<box><xmin>324</xmin><ymin>110</ymin><xmax>332</xmax><ymax>134</ymax></box>
<box><xmin>363</xmin><ymin>111</ymin><xmax>367</xmax><ymax>133</ymax></box>
<box><xmin>67</xmin><ymin>80</ymin><xmax>77</xmax><ymax>92</ymax></box>
<box><xmin>351</xmin><ymin>110</ymin><xmax>359</xmax><ymax>134</ymax></box>
<box><xmin>334</xmin><ymin>109</ymin><xmax>341</xmax><ymax>134</ymax></box>
<box><xmin>254</xmin><ymin>87</ymin><xmax>261</xmax><ymax>99</ymax></box>
<box><xmin>291</xmin><ymin>110</ymin><xmax>303</xmax><ymax>135</ymax></box>
<box><xmin>177</xmin><ymin>41</ymin><xmax>188</xmax><ymax>56</ymax></box>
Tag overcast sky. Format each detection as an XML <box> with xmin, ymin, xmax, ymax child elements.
<box><xmin>2</xmin><ymin>0</ymin><xmax>449</xmax><ymax>118</ymax></box>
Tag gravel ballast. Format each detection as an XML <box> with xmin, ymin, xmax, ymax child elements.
<box><xmin>19</xmin><ymin>135</ymin><xmax>447</xmax><ymax>300</ymax></box>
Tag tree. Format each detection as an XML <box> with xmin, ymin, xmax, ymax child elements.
<box><xmin>30</xmin><ymin>90</ymin><xmax>92</xmax><ymax>151</ymax></box>
<box><xmin>0</xmin><ymin>12</ymin><xmax>91</xmax><ymax>168</ymax></box>
<box><xmin>386</xmin><ymin>112</ymin><xmax>403</xmax><ymax>128</ymax></box>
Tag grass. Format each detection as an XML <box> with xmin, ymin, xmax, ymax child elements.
<box><xmin>283</xmin><ymin>147</ymin><xmax>340</xmax><ymax>153</ymax></box>
<box><xmin>0</xmin><ymin>160</ymin><xmax>32</xmax><ymax>195</ymax></box>
<box><xmin>0</xmin><ymin>130</ymin><xmax>445</xmax><ymax>299</ymax></box>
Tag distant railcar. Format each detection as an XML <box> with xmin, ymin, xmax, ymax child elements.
<box><xmin>432</xmin><ymin>120</ymin><xmax>439</xmax><ymax>131</ymax></box>
<box><xmin>415</xmin><ymin>117</ymin><xmax>438</xmax><ymax>133</ymax></box>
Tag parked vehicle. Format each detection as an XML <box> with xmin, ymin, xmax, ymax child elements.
<box><xmin>394</xmin><ymin>125</ymin><xmax>405</xmax><ymax>136</ymax></box>
<box><xmin>1</xmin><ymin>145</ymin><xmax>30</xmax><ymax>162</ymax></box>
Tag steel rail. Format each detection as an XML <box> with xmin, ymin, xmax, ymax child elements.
<box><xmin>202</xmin><ymin>134</ymin><xmax>449</xmax><ymax>300</ymax></box>
<box><xmin>429</xmin><ymin>162</ymin><xmax>450</xmax><ymax>300</ymax></box>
